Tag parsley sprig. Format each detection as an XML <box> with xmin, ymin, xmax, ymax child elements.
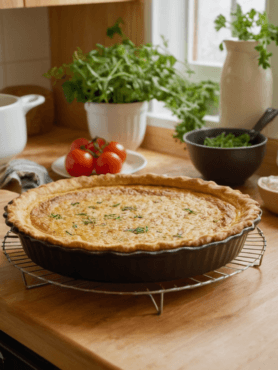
<box><xmin>215</xmin><ymin>4</ymin><xmax>278</xmax><ymax>69</ymax></box>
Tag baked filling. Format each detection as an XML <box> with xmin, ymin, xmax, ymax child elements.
<box><xmin>6</xmin><ymin>174</ymin><xmax>261</xmax><ymax>252</ymax></box>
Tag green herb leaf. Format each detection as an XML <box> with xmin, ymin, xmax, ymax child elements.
<box><xmin>104</xmin><ymin>214</ymin><xmax>121</xmax><ymax>220</ymax></box>
<box><xmin>76</xmin><ymin>213</ymin><xmax>87</xmax><ymax>216</ymax></box>
<box><xmin>183</xmin><ymin>208</ymin><xmax>196</xmax><ymax>214</ymax></box>
<box><xmin>214</xmin><ymin>14</ymin><xmax>227</xmax><ymax>31</ymax></box>
<box><xmin>124</xmin><ymin>226</ymin><xmax>149</xmax><ymax>234</ymax></box>
<box><xmin>111</xmin><ymin>203</ymin><xmax>120</xmax><ymax>207</ymax></box>
<box><xmin>82</xmin><ymin>220</ymin><xmax>93</xmax><ymax>225</ymax></box>
<box><xmin>71</xmin><ymin>202</ymin><xmax>80</xmax><ymax>206</ymax></box>
<box><xmin>203</xmin><ymin>133</ymin><xmax>252</xmax><ymax>148</ymax></box>
<box><xmin>66</xmin><ymin>231</ymin><xmax>73</xmax><ymax>236</ymax></box>
<box><xmin>49</xmin><ymin>213</ymin><xmax>62</xmax><ymax>219</ymax></box>
<box><xmin>121</xmin><ymin>206</ymin><xmax>137</xmax><ymax>211</ymax></box>
<box><xmin>106</xmin><ymin>17</ymin><xmax>125</xmax><ymax>39</ymax></box>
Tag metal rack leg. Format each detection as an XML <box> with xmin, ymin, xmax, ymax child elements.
<box><xmin>148</xmin><ymin>293</ymin><xmax>164</xmax><ymax>315</ymax></box>
<box><xmin>252</xmin><ymin>227</ymin><xmax>267</xmax><ymax>268</ymax></box>
<box><xmin>21</xmin><ymin>272</ymin><xmax>49</xmax><ymax>289</ymax></box>
<box><xmin>253</xmin><ymin>253</ymin><xmax>265</xmax><ymax>267</ymax></box>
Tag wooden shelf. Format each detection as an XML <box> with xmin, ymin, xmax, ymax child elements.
<box><xmin>0</xmin><ymin>0</ymin><xmax>136</xmax><ymax>9</ymax></box>
<box><xmin>25</xmin><ymin>0</ymin><xmax>135</xmax><ymax>8</ymax></box>
<box><xmin>0</xmin><ymin>0</ymin><xmax>24</xmax><ymax>8</ymax></box>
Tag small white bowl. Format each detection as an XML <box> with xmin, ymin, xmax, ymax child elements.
<box><xmin>258</xmin><ymin>176</ymin><xmax>278</xmax><ymax>215</ymax></box>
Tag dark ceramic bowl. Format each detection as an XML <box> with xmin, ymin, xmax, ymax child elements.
<box><xmin>183</xmin><ymin>128</ymin><xmax>268</xmax><ymax>186</ymax></box>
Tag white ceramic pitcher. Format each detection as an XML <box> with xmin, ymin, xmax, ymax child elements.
<box><xmin>220</xmin><ymin>40</ymin><xmax>273</xmax><ymax>135</ymax></box>
<box><xmin>0</xmin><ymin>93</ymin><xmax>45</xmax><ymax>170</ymax></box>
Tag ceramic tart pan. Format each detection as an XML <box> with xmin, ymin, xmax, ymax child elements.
<box><xmin>4</xmin><ymin>206</ymin><xmax>261</xmax><ymax>283</ymax></box>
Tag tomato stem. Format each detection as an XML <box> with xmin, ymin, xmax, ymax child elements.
<box><xmin>80</xmin><ymin>145</ymin><xmax>99</xmax><ymax>158</ymax></box>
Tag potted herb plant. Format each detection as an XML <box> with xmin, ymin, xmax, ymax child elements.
<box><xmin>215</xmin><ymin>5</ymin><xmax>278</xmax><ymax>136</ymax></box>
<box><xmin>44</xmin><ymin>19</ymin><xmax>219</xmax><ymax>147</ymax></box>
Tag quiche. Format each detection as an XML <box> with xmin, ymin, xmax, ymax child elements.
<box><xmin>6</xmin><ymin>174</ymin><xmax>261</xmax><ymax>253</ymax></box>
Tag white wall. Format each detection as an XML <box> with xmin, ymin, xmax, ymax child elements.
<box><xmin>0</xmin><ymin>7</ymin><xmax>51</xmax><ymax>91</ymax></box>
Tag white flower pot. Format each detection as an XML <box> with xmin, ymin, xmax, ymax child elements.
<box><xmin>84</xmin><ymin>101</ymin><xmax>148</xmax><ymax>150</ymax></box>
<box><xmin>220</xmin><ymin>40</ymin><xmax>274</xmax><ymax>136</ymax></box>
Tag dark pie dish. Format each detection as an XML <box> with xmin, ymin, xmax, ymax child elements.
<box><xmin>3</xmin><ymin>174</ymin><xmax>262</xmax><ymax>283</ymax></box>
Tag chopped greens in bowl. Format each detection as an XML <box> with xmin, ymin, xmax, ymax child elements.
<box><xmin>204</xmin><ymin>133</ymin><xmax>252</xmax><ymax>148</ymax></box>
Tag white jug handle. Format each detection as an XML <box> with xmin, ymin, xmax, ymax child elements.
<box><xmin>21</xmin><ymin>94</ymin><xmax>45</xmax><ymax>114</ymax></box>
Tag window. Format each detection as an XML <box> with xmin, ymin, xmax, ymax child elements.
<box><xmin>189</xmin><ymin>0</ymin><xmax>265</xmax><ymax>67</ymax></box>
<box><xmin>146</xmin><ymin>0</ymin><xmax>275</xmax><ymax>130</ymax></box>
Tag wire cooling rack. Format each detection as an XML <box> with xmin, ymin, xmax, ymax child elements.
<box><xmin>2</xmin><ymin>228</ymin><xmax>266</xmax><ymax>315</ymax></box>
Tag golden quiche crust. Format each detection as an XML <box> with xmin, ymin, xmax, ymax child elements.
<box><xmin>6</xmin><ymin>174</ymin><xmax>261</xmax><ymax>252</ymax></box>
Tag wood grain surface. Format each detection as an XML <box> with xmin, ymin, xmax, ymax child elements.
<box><xmin>1</xmin><ymin>126</ymin><xmax>278</xmax><ymax>370</ymax></box>
<box><xmin>0</xmin><ymin>0</ymin><xmax>23</xmax><ymax>8</ymax></box>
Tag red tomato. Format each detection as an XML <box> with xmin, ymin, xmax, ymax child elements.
<box><xmin>85</xmin><ymin>142</ymin><xmax>101</xmax><ymax>156</ymax></box>
<box><xmin>95</xmin><ymin>152</ymin><xmax>122</xmax><ymax>175</ymax></box>
<box><xmin>85</xmin><ymin>137</ymin><xmax>107</xmax><ymax>156</ymax></box>
<box><xmin>69</xmin><ymin>138</ymin><xmax>89</xmax><ymax>152</ymax></box>
<box><xmin>103</xmin><ymin>141</ymin><xmax>127</xmax><ymax>162</ymax></box>
<box><xmin>65</xmin><ymin>149</ymin><xmax>95</xmax><ymax>177</ymax></box>
<box><xmin>95</xmin><ymin>137</ymin><xmax>106</xmax><ymax>148</ymax></box>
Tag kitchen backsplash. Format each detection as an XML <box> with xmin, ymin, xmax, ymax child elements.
<box><xmin>0</xmin><ymin>7</ymin><xmax>51</xmax><ymax>91</ymax></box>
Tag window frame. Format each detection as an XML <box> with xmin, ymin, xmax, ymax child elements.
<box><xmin>145</xmin><ymin>0</ymin><xmax>278</xmax><ymax>137</ymax></box>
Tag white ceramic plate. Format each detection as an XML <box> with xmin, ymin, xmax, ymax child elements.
<box><xmin>51</xmin><ymin>150</ymin><xmax>147</xmax><ymax>178</ymax></box>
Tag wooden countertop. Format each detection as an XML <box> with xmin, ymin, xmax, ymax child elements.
<box><xmin>1</xmin><ymin>126</ymin><xmax>278</xmax><ymax>370</ymax></box>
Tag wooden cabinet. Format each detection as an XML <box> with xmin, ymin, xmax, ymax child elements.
<box><xmin>0</xmin><ymin>0</ymin><xmax>24</xmax><ymax>8</ymax></box>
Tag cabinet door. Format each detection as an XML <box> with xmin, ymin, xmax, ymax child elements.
<box><xmin>25</xmin><ymin>0</ymin><xmax>133</xmax><ymax>7</ymax></box>
<box><xmin>0</xmin><ymin>0</ymin><xmax>24</xmax><ymax>8</ymax></box>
